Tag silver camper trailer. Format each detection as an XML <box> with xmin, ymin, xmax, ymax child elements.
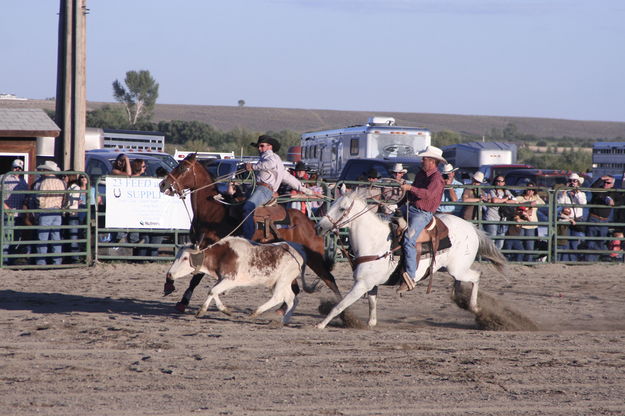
<box><xmin>300</xmin><ymin>116</ymin><xmax>431</xmax><ymax>180</ymax></box>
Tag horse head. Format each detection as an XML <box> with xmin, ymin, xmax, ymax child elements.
<box><xmin>159</xmin><ymin>153</ymin><xmax>203</xmax><ymax>196</ymax></box>
<box><xmin>316</xmin><ymin>188</ymin><xmax>368</xmax><ymax>236</ymax></box>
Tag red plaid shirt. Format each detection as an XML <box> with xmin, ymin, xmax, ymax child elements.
<box><xmin>405</xmin><ymin>166</ymin><xmax>444</xmax><ymax>213</ymax></box>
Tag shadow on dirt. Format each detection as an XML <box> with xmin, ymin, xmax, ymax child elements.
<box><xmin>0</xmin><ymin>290</ymin><xmax>174</xmax><ymax>317</ymax></box>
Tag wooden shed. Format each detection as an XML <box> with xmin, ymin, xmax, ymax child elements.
<box><xmin>0</xmin><ymin>108</ymin><xmax>60</xmax><ymax>174</ymax></box>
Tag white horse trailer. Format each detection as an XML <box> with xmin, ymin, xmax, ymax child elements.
<box><xmin>300</xmin><ymin>117</ymin><xmax>431</xmax><ymax>180</ymax></box>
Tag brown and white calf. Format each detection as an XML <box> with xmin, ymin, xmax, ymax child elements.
<box><xmin>165</xmin><ymin>237</ymin><xmax>310</xmax><ymax>324</ymax></box>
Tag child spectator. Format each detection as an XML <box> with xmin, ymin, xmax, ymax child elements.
<box><xmin>608</xmin><ymin>231</ymin><xmax>623</xmax><ymax>262</ymax></box>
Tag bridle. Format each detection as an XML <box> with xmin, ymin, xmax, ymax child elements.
<box><xmin>164</xmin><ymin>158</ymin><xmax>197</xmax><ymax>197</ymax></box>
<box><xmin>321</xmin><ymin>195</ymin><xmax>399</xmax><ymax>271</ymax></box>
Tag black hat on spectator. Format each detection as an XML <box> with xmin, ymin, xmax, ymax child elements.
<box><xmin>250</xmin><ymin>135</ymin><xmax>281</xmax><ymax>152</ymax></box>
<box><xmin>294</xmin><ymin>161</ymin><xmax>307</xmax><ymax>171</ymax></box>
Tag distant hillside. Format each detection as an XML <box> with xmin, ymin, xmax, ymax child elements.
<box><xmin>3</xmin><ymin>99</ymin><xmax>625</xmax><ymax>139</ymax></box>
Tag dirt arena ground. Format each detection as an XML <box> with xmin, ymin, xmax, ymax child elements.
<box><xmin>1</xmin><ymin>261</ymin><xmax>624</xmax><ymax>415</ymax></box>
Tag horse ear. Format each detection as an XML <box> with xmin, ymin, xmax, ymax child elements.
<box><xmin>336</xmin><ymin>183</ymin><xmax>346</xmax><ymax>197</ymax></box>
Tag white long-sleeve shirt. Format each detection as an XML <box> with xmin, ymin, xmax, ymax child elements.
<box><xmin>253</xmin><ymin>150</ymin><xmax>312</xmax><ymax>194</ymax></box>
<box><xmin>557</xmin><ymin>189</ymin><xmax>587</xmax><ymax>219</ymax></box>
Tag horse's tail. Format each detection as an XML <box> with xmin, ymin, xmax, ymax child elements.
<box><xmin>476</xmin><ymin>228</ymin><xmax>507</xmax><ymax>274</ymax></box>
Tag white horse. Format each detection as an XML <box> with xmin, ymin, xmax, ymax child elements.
<box><xmin>315</xmin><ymin>188</ymin><xmax>506</xmax><ymax>329</ymax></box>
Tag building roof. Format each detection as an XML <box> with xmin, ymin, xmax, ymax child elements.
<box><xmin>0</xmin><ymin>108</ymin><xmax>60</xmax><ymax>137</ymax></box>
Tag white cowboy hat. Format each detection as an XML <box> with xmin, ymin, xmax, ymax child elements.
<box><xmin>441</xmin><ymin>163</ymin><xmax>458</xmax><ymax>174</ymax></box>
<box><xmin>417</xmin><ymin>146</ymin><xmax>446</xmax><ymax>163</ymax></box>
<box><xmin>37</xmin><ymin>160</ymin><xmax>60</xmax><ymax>172</ymax></box>
<box><xmin>472</xmin><ymin>171</ymin><xmax>485</xmax><ymax>183</ymax></box>
<box><xmin>390</xmin><ymin>163</ymin><xmax>407</xmax><ymax>173</ymax></box>
<box><xmin>568</xmin><ymin>173</ymin><xmax>584</xmax><ymax>185</ymax></box>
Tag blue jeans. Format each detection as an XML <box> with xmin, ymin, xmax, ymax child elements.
<box><xmin>36</xmin><ymin>212</ymin><xmax>62</xmax><ymax>265</ymax></box>
<box><xmin>568</xmin><ymin>230</ymin><xmax>585</xmax><ymax>261</ymax></box>
<box><xmin>586</xmin><ymin>216</ymin><xmax>609</xmax><ymax>262</ymax></box>
<box><xmin>242</xmin><ymin>185</ymin><xmax>274</xmax><ymax>239</ymax></box>
<box><xmin>520</xmin><ymin>228</ymin><xmax>537</xmax><ymax>262</ymax></box>
<box><xmin>402</xmin><ymin>206</ymin><xmax>434</xmax><ymax>280</ymax></box>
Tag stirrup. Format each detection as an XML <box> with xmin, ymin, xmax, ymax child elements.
<box><xmin>397</xmin><ymin>272</ymin><xmax>416</xmax><ymax>293</ymax></box>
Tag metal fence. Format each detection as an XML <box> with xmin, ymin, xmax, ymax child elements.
<box><xmin>2</xmin><ymin>173</ymin><xmax>624</xmax><ymax>269</ymax></box>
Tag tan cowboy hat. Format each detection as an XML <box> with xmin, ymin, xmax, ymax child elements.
<box><xmin>568</xmin><ymin>172</ymin><xmax>584</xmax><ymax>185</ymax></box>
<box><xmin>417</xmin><ymin>146</ymin><xmax>446</xmax><ymax>163</ymax></box>
<box><xmin>441</xmin><ymin>163</ymin><xmax>458</xmax><ymax>174</ymax></box>
<box><xmin>390</xmin><ymin>163</ymin><xmax>407</xmax><ymax>173</ymax></box>
<box><xmin>472</xmin><ymin>171</ymin><xmax>485</xmax><ymax>183</ymax></box>
<box><xmin>37</xmin><ymin>160</ymin><xmax>60</xmax><ymax>172</ymax></box>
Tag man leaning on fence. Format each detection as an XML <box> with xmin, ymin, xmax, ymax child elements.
<box><xmin>437</xmin><ymin>163</ymin><xmax>463</xmax><ymax>216</ymax></box>
<box><xmin>586</xmin><ymin>175</ymin><xmax>617</xmax><ymax>262</ymax></box>
<box><xmin>2</xmin><ymin>159</ymin><xmax>29</xmax><ymax>264</ymax></box>
<box><xmin>30</xmin><ymin>161</ymin><xmax>66</xmax><ymax>266</ymax></box>
<box><xmin>556</xmin><ymin>173</ymin><xmax>587</xmax><ymax>261</ymax></box>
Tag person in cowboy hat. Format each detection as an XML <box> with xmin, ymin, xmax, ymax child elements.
<box><xmin>30</xmin><ymin>160</ymin><xmax>66</xmax><ymax>265</ymax></box>
<box><xmin>242</xmin><ymin>135</ymin><xmax>314</xmax><ymax>239</ymax></box>
<box><xmin>398</xmin><ymin>146</ymin><xmax>446</xmax><ymax>292</ymax></box>
<box><xmin>461</xmin><ymin>171</ymin><xmax>488</xmax><ymax>221</ymax></box>
<box><xmin>556</xmin><ymin>172</ymin><xmax>587</xmax><ymax>260</ymax></box>
<box><xmin>2</xmin><ymin>159</ymin><xmax>29</xmax><ymax>264</ymax></box>
<box><xmin>437</xmin><ymin>163</ymin><xmax>463</xmax><ymax>215</ymax></box>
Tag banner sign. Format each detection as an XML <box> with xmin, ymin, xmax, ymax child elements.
<box><xmin>105</xmin><ymin>177</ymin><xmax>192</xmax><ymax>229</ymax></box>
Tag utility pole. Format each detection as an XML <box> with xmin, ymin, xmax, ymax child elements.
<box><xmin>55</xmin><ymin>0</ymin><xmax>87</xmax><ymax>171</ymax></box>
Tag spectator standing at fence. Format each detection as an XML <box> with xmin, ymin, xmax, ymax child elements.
<box><xmin>437</xmin><ymin>163</ymin><xmax>463</xmax><ymax>216</ymax></box>
<box><xmin>31</xmin><ymin>161</ymin><xmax>66</xmax><ymax>266</ymax></box>
<box><xmin>608</xmin><ymin>231</ymin><xmax>623</xmax><ymax>262</ymax></box>
<box><xmin>514</xmin><ymin>182</ymin><xmax>545</xmax><ymax>262</ymax></box>
<box><xmin>556</xmin><ymin>173</ymin><xmax>587</xmax><ymax>261</ymax></box>
<box><xmin>483</xmin><ymin>175</ymin><xmax>516</xmax><ymax>250</ymax></box>
<box><xmin>2</xmin><ymin>159</ymin><xmax>29</xmax><ymax>264</ymax></box>
<box><xmin>66</xmin><ymin>174</ymin><xmax>88</xmax><ymax>263</ymax></box>
<box><xmin>380</xmin><ymin>163</ymin><xmax>409</xmax><ymax>216</ymax></box>
<box><xmin>586</xmin><ymin>175</ymin><xmax>617</xmax><ymax>261</ymax></box>
<box><xmin>461</xmin><ymin>171</ymin><xmax>487</xmax><ymax>222</ymax></box>
<box><xmin>280</xmin><ymin>161</ymin><xmax>311</xmax><ymax>215</ymax></box>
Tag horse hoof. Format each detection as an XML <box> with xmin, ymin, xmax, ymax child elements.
<box><xmin>174</xmin><ymin>303</ymin><xmax>186</xmax><ymax>313</ymax></box>
<box><xmin>314</xmin><ymin>323</ymin><xmax>326</xmax><ymax>330</ymax></box>
<box><xmin>163</xmin><ymin>281</ymin><xmax>176</xmax><ymax>296</ymax></box>
<box><xmin>195</xmin><ymin>311</ymin><xmax>205</xmax><ymax>318</ymax></box>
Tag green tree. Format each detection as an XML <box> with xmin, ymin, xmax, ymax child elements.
<box><xmin>86</xmin><ymin>105</ymin><xmax>130</xmax><ymax>129</ymax></box>
<box><xmin>113</xmin><ymin>70</ymin><xmax>159</xmax><ymax>125</ymax></box>
<box><xmin>432</xmin><ymin>130</ymin><xmax>462</xmax><ymax>147</ymax></box>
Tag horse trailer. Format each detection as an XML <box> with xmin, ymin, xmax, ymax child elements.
<box><xmin>300</xmin><ymin>117</ymin><xmax>431</xmax><ymax>180</ymax></box>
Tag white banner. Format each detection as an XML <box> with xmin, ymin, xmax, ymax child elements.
<box><xmin>105</xmin><ymin>177</ymin><xmax>193</xmax><ymax>229</ymax></box>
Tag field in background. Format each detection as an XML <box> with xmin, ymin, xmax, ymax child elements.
<box><xmin>3</xmin><ymin>98</ymin><xmax>625</xmax><ymax>139</ymax></box>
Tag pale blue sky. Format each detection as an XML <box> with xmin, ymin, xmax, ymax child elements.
<box><xmin>2</xmin><ymin>0</ymin><xmax>624</xmax><ymax>122</ymax></box>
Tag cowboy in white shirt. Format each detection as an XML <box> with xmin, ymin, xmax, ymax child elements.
<box><xmin>242</xmin><ymin>135</ymin><xmax>313</xmax><ymax>239</ymax></box>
